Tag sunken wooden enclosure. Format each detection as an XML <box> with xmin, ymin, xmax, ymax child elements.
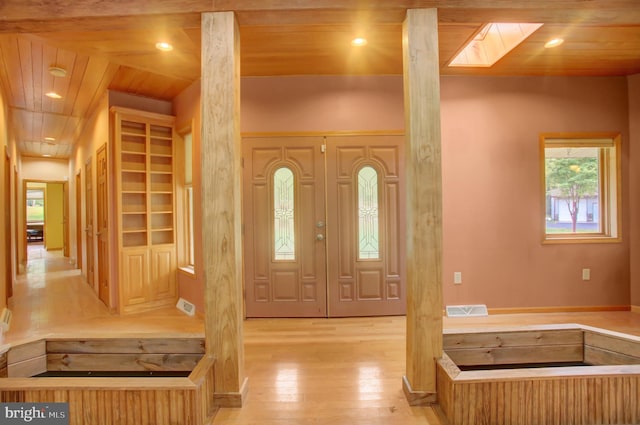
<box><xmin>437</xmin><ymin>324</ymin><xmax>640</xmax><ymax>425</ymax></box>
<box><xmin>0</xmin><ymin>336</ymin><xmax>216</xmax><ymax>425</ymax></box>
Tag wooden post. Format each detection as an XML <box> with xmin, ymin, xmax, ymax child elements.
<box><xmin>200</xmin><ymin>11</ymin><xmax>247</xmax><ymax>407</ymax></box>
<box><xmin>401</xmin><ymin>8</ymin><xmax>444</xmax><ymax>405</ymax></box>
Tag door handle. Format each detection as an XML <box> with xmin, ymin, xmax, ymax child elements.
<box><xmin>316</xmin><ymin>234</ymin><xmax>325</xmax><ymax>241</ymax></box>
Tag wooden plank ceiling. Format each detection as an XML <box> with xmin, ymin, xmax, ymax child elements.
<box><xmin>0</xmin><ymin>1</ymin><xmax>639</xmax><ymax>159</ymax></box>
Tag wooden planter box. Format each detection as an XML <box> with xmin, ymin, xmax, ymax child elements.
<box><xmin>437</xmin><ymin>324</ymin><xmax>640</xmax><ymax>425</ymax></box>
<box><xmin>0</xmin><ymin>337</ymin><xmax>217</xmax><ymax>425</ymax></box>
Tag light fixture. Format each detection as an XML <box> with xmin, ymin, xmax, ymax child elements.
<box><xmin>155</xmin><ymin>41</ymin><xmax>173</xmax><ymax>52</ymax></box>
<box><xmin>44</xmin><ymin>137</ymin><xmax>56</xmax><ymax>141</ymax></box>
<box><xmin>45</xmin><ymin>92</ymin><xmax>62</xmax><ymax>99</ymax></box>
<box><xmin>49</xmin><ymin>66</ymin><xmax>67</xmax><ymax>78</ymax></box>
<box><xmin>544</xmin><ymin>38</ymin><xmax>564</xmax><ymax>48</ymax></box>
<box><xmin>351</xmin><ymin>37</ymin><xmax>368</xmax><ymax>47</ymax></box>
<box><xmin>42</xmin><ymin>154</ymin><xmax>52</xmax><ymax>157</ymax></box>
<box><xmin>449</xmin><ymin>23</ymin><xmax>543</xmax><ymax>67</ymax></box>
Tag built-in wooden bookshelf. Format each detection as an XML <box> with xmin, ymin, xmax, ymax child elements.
<box><xmin>112</xmin><ymin>107</ymin><xmax>177</xmax><ymax>314</ymax></box>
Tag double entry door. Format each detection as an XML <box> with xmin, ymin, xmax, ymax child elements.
<box><xmin>243</xmin><ymin>135</ymin><xmax>405</xmax><ymax>318</ymax></box>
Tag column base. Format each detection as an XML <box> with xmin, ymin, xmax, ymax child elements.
<box><xmin>402</xmin><ymin>375</ymin><xmax>437</xmax><ymax>406</ymax></box>
<box><xmin>214</xmin><ymin>377</ymin><xmax>249</xmax><ymax>408</ymax></box>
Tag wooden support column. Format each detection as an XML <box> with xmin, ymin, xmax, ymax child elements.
<box><xmin>200</xmin><ymin>11</ymin><xmax>247</xmax><ymax>407</ymax></box>
<box><xmin>401</xmin><ymin>8</ymin><xmax>444</xmax><ymax>406</ymax></box>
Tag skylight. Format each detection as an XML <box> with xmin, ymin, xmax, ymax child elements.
<box><xmin>449</xmin><ymin>23</ymin><xmax>543</xmax><ymax>67</ymax></box>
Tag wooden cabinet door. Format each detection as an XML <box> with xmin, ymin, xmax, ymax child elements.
<box><xmin>151</xmin><ymin>246</ymin><xmax>177</xmax><ymax>300</ymax></box>
<box><xmin>120</xmin><ymin>248</ymin><xmax>150</xmax><ymax>310</ymax></box>
<box><xmin>326</xmin><ymin>135</ymin><xmax>406</xmax><ymax>317</ymax></box>
<box><xmin>243</xmin><ymin>137</ymin><xmax>327</xmax><ymax>318</ymax></box>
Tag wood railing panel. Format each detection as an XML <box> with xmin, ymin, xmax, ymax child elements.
<box><xmin>444</xmin><ymin>329</ymin><xmax>583</xmax><ymax>350</ymax></box>
<box><xmin>8</xmin><ymin>354</ymin><xmax>47</xmax><ymax>377</ymax></box>
<box><xmin>8</xmin><ymin>339</ymin><xmax>46</xmax><ymax>363</ymax></box>
<box><xmin>46</xmin><ymin>338</ymin><xmax>205</xmax><ymax>354</ymax></box>
<box><xmin>585</xmin><ymin>331</ymin><xmax>640</xmax><ymax>359</ymax></box>
<box><xmin>446</xmin><ymin>344</ymin><xmax>584</xmax><ymax>367</ymax></box>
<box><xmin>585</xmin><ymin>346</ymin><xmax>640</xmax><ymax>365</ymax></box>
<box><xmin>47</xmin><ymin>353</ymin><xmax>203</xmax><ymax>371</ymax></box>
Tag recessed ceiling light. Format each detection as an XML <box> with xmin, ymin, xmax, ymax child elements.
<box><xmin>351</xmin><ymin>37</ymin><xmax>368</xmax><ymax>47</ymax></box>
<box><xmin>49</xmin><ymin>66</ymin><xmax>67</xmax><ymax>78</ymax></box>
<box><xmin>46</xmin><ymin>92</ymin><xmax>62</xmax><ymax>99</ymax></box>
<box><xmin>544</xmin><ymin>38</ymin><xmax>564</xmax><ymax>48</ymax></box>
<box><xmin>155</xmin><ymin>41</ymin><xmax>173</xmax><ymax>52</ymax></box>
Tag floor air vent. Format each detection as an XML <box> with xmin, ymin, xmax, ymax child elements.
<box><xmin>176</xmin><ymin>298</ymin><xmax>196</xmax><ymax>317</ymax></box>
<box><xmin>0</xmin><ymin>307</ymin><xmax>12</xmax><ymax>332</ymax></box>
<box><xmin>446</xmin><ymin>304</ymin><xmax>488</xmax><ymax>317</ymax></box>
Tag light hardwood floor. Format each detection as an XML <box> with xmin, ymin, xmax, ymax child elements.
<box><xmin>5</xmin><ymin>246</ymin><xmax>640</xmax><ymax>424</ymax></box>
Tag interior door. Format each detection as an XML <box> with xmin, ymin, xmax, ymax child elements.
<box><xmin>63</xmin><ymin>181</ymin><xmax>69</xmax><ymax>257</ymax></box>
<box><xmin>326</xmin><ymin>135</ymin><xmax>406</xmax><ymax>317</ymax></box>
<box><xmin>243</xmin><ymin>137</ymin><xmax>327</xmax><ymax>317</ymax></box>
<box><xmin>96</xmin><ymin>145</ymin><xmax>110</xmax><ymax>306</ymax></box>
<box><xmin>4</xmin><ymin>150</ymin><xmax>12</xmax><ymax>301</ymax></box>
<box><xmin>76</xmin><ymin>172</ymin><xmax>82</xmax><ymax>269</ymax></box>
<box><xmin>85</xmin><ymin>158</ymin><xmax>94</xmax><ymax>287</ymax></box>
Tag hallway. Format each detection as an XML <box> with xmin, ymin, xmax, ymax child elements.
<box><xmin>3</xmin><ymin>250</ymin><xmax>640</xmax><ymax>424</ymax></box>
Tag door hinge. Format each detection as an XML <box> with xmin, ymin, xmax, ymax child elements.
<box><xmin>321</xmin><ymin>144</ymin><xmax>326</xmax><ymax>153</ymax></box>
<box><xmin>241</xmin><ymin>157</ymin><xmax>244</xmax><ymax>168</ymax></box>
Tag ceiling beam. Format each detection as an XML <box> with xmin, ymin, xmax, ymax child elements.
<box><xmin>1</xmin><ymin>0</ymin><xmax>639</xmax><ymax>33</ymax></box>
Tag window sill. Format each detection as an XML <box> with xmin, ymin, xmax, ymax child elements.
<box><xmin>178</xmin><ymin>265</ymin><xmax>196</xmax><ymax>277</ymax></box>
<box><xmin>543</xmin><ymin>235</ymin><xmax>622</xmax><ymax>245</ymax></box>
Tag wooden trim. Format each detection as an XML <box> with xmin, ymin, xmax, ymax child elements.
<box><xmin>539</xmin><ymin>132</ymin><xmax>622</xmax><ymax>244</ymax></box>
<box><xmin>631</xmin><ymin>305</ymin><xmax>640</xmax><ymax>313</ymax></box>
<box><xmin>488</xmin><ymin>305</ymin><xmax>631</xmax><ymax>315</ymax></box>
<box><xmin>214</xmin><ymin>376</ymin><xmax>249</xmax><ymax>408</ymax></box>
<box><xmin>241</xmin><ymin>129</ymin><xmax>404</xmax><ymax>138</ymax></box>
<box><xmin>402</xmin><ymin>375</ymin><xmax>437</xmax><ymax>406</ymax></box>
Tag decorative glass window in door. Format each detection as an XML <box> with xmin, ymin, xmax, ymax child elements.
<box><xmin>274</xmin><ymin>167</ymin><xmax>295</xmax><ymax>260</ymax></box>
<box><xmin>358</xmin><ymin>166</ymin><xmax>380</xmax><ymax>259</ymax></box>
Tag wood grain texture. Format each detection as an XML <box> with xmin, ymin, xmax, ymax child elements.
<box><xmin>437</xmin><ymin>325</ymin><xmax>640</xmax><ymax>425</ymax></box>
<box><xmin>200</xmin><ymin>11</ymin><xmax>245</xmax><ymax>402</ymax></box>
<box><xmin>0</xmin><ymin>346</ymin><xmax>217</xmax><ymax>425</ymax></box>
<box><xmin>437</xmin><ymin>365</ymin><xmax>640</xmax><ymax>425</ymax></box>
<box><xmin>402</xmin><ymin>8</ymin><xmax>443</xmax><ymax>401</ymax></box>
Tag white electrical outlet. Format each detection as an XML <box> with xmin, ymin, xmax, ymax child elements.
<box><xmin>582</xmin><ymin>268</ymin><xmax>591</xmax><ymax>281</ymax></box>
<box><xmin>454</xmin><ymin>272</ymin><xmax>462</xmax><ymax>285</ymax></box>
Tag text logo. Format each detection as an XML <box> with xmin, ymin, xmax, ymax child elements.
<box><xmin>0</xmin><ymin>403</ymin><xmax>69</xmax><ymax>424</ymax></box>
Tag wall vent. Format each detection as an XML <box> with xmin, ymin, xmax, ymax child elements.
<box><xmin>445</xmin><ymin>304</ymin><xmax>488</xmax><ymax>317</ymax></box>
<box><xmin>176</xmin><ymin>298</ymin><xmax>196</xmax><ymax>317</ymax></box>
<box><xmin>0</xmin><ymin>308</ymin><xmax>12</xmax><ymax>332</ymax></box>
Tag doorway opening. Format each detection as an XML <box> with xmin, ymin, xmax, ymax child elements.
<box><xmin>23</xmin><ymin>180</ymin><xmax>70</xmax><ymax>274</ymax></box>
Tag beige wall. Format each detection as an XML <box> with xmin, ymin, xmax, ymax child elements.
<box><xmin>175</xmin><ymin>74</ymin><xmax>633</xmax><ymax>312</ymax></box>
<box><xmin>441</xmin><ymin>76</ymin><xmax>630</xmax><ymax>309</ymax></box>
<box><xmin>0</xmin><ymin>83</ymin><xmax>20</xmax><ymax>308</ymax></box>
<box><xmin>629</xmin><ymin>73</ymin><xmax>640</xmax><ymax>308</ymax></box>
<box><xmin>70</xmin><ymin>93</ymin><xmax>109</xmax><ymax>293</ymax></box>
<box><xmin>174</xmin><ymin>80</ymin><xmax>204</xmax><ymax>314</ymax></box>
